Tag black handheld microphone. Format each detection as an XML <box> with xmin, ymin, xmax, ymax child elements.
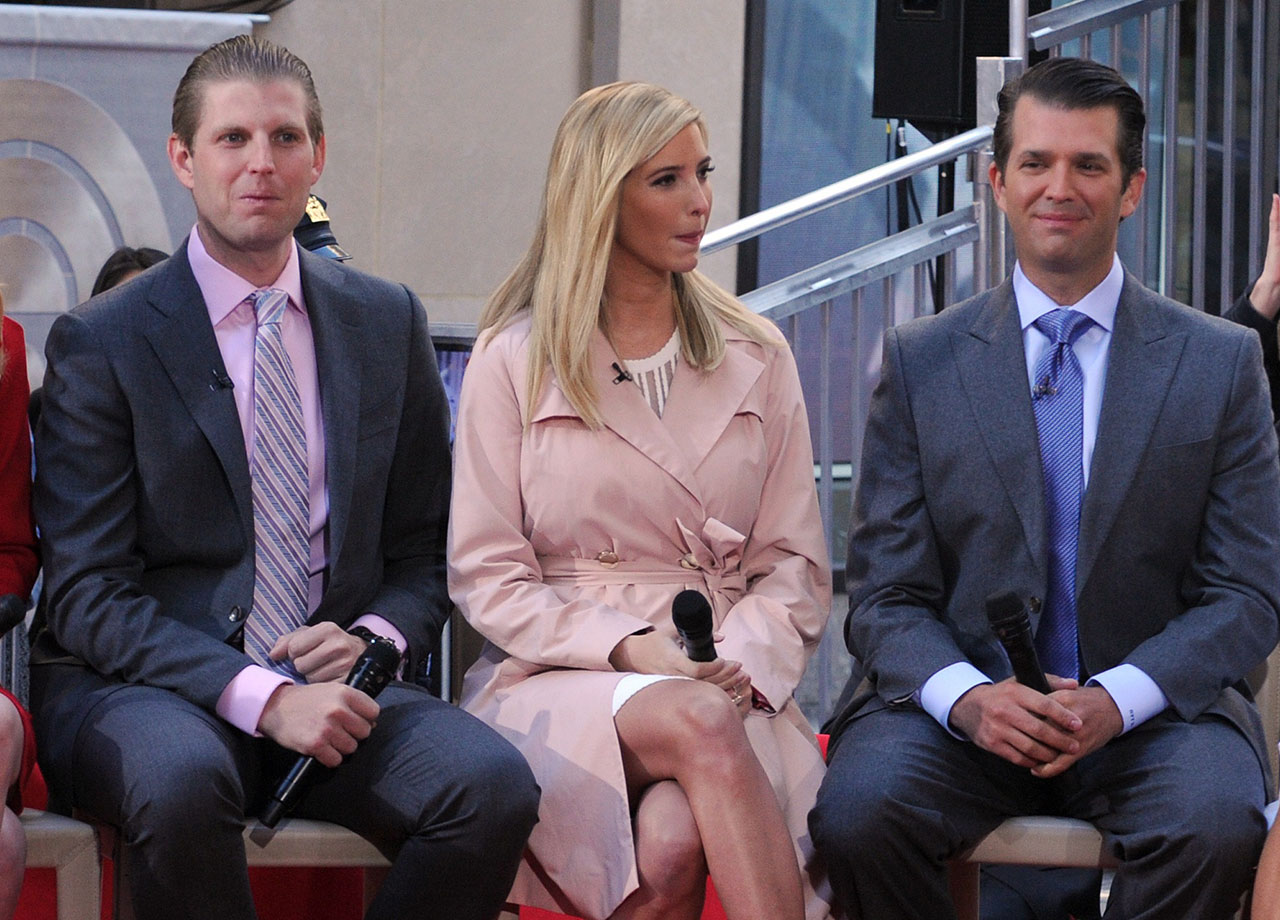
<box><xmin>260</xmin><ymin>636</ymin><xmax>402</xmax><ymax>828</ymax></box>
<box><xmin>672</xmin><ymin>590</ymin><xmax>717</xmax><ymax>662</ymax></box>
<box><xmin>984</xmin><ymin>591</ymin><xmax>1052</xmax><ymax>695</ymax></box>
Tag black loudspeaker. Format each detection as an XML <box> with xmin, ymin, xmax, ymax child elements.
<box><xmin>873</xmin><ymin>0</ymin><xmax>1049</xmax><ymax>138</ymax></box>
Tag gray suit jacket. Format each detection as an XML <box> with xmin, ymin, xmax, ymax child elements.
<box><xmin>31</xmin><ymin>241</ymin><xmax>452</xmax><ymax>719</ymax></box>
<box><xmin>826</xmin><ymin>274</ymin><xmax>1280</xmax><ymax>772</ymax></box>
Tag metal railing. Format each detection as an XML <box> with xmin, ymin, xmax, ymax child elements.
<box><xmin>1026</xmin><ymin>0</ymin><xmax>1276</xmax><ymax>311</ymax></box>
<box><xmin>431</xmin><ymin>0</ymin><xmax>1274</xmax><ymax>717</ymax></box>
<box><xmin>697</xmin><ymin>0</ymin><xmax>1276</xmax><ymax>719</ymax></box>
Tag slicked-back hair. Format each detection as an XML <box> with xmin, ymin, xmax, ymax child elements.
<box><xmin>993</xmin><ymin>56</ymin><xmax>1145</xmax><ymax>189</ymax></box>
<box><xmin>171</xmin><ymin>34</ymin><xmax>323</xmax><ymax>149</ymax></box>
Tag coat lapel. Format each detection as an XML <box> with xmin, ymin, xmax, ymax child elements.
<box><xmin>141</xmin><ymin>243</ymin><xmax>253</xmax><ymax>539</ymax></box>
<box><xmin>1075</xmin><ymin>276</ymin><xmax>1184</xmax><ymax>593</ymax></box>
<box><xmin>582</xmin><ymin>327</ymin><xmax>705</xmax><ymax>500</ymax></box>
<box><xmin>952</xmin><ymin>282</ymin><xmax>1048</xmax><ymax>577</ymax></box>
<box><xmin>300</xmin><ymin>252</ymin><xmax>361</xmax><ymax>577</ymax></box>
<box><xmin>660</xmin><ymin>328</ymin><xmax>765</xmax><ymax>476</ymax></box>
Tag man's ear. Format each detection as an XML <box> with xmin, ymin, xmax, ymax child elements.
<box><xmin>167</xmin><ymin>134</ymin><xmax>195</xmax><ymax>191</ymax></box>
<box><xmin>1119</xmin><ymin>167</ymin><xmax>1147</xmax><ymax>221</ymax></box>
<box><xmin>988</xmin><ymin>160</ymin><xmax>1008</xmax><ymax>214</ymax></box>
<box><xmin>310</xmin><ymin>134</ymin><xmax>326</xmax><ymax>187</ymax></box>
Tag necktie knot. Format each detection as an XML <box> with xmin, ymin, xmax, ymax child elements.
<box><xmin>252</xmin><ymin>288</ymin><xmax>290</xmax><ymax>328</ymax></box>
<box><xmin>1034</xmin><ymin>308</ymin><xmax>1094</xmax><ymax>347</ymax></box>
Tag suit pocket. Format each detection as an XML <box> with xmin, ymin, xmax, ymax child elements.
<box><xmin>357</xmin><ymin>392</ymin><xmax>401</xmax><ymax>440</ymax></box>
<box><xmin>1141</xmin><ymin>435</ymin><xmax>1214</xmax><ymax>473</ymax></box>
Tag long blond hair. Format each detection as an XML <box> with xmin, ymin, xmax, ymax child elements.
<box><xmin>479</xmin><ymin>81</ymin><xmax>779</xmax><ymax>428</ymax></box>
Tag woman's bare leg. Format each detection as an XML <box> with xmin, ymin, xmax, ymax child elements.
<box><xmin>613</xmin><ymin>679</ymin><xmax>803</xmax><ymax>920</ymax></box>
<box><xmin>0</xmin><ymin>699</ymin><xmax>24</xmax><ymax>919</ymax></box>
<box><xmin>611</xmin><ymin>780</ymin><xmax>706</xmax><ymax>920</ymax></box>
<box><xmin>1252</xmin><ymin>819</ymin><xmax>1280</xmax><ymax>920</ymax></box>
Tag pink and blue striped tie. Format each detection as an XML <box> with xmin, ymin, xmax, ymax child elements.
<box><xmin>245</xmin><ymin>288</ymin><xmax>309</xmax><ymax>679</ymax></box>
<box><xmin>1031</xmin><ymin>308</ymin><xmax>1094</xmax><ymax>682</ymax></box>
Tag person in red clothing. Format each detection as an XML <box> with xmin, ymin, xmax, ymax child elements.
<box><xmin>0</xmin><ymin>289</ymin><xmax>40</xmax><ymax>919</ymax></box>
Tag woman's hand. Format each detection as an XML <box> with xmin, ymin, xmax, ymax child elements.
<box><xmin>1251</xmin><ymin>193</ymin><xmax>1280</xmax><ymax>320</ymax></box>
<box><xmin>608</xmin><ymin>632</ymin><xmax>754</xmax><ymax>715</ymax></box>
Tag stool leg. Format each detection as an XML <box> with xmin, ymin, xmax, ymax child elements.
<box><xmin>54</xmin><ymin>836</ymin><xmax>101</xmax><ymax>920</ymax></box>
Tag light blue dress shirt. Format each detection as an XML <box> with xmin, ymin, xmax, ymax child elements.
<box><xmin>919</xmin><ymin>255</ymin><xmax>1169</xmax><ymax>738</ymax></box>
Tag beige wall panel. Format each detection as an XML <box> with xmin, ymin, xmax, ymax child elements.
<box><xmin>614</xmin><ymin>0</ymin><xmax>745</xmax><ymax>291</ymax></box>
<box><xmin>263</xmin><ymin>0</ymin><xmax>584</xmax><ymax>324</ymax></box>
<box><xmin>262</xmin><ymin>1</ymin><xmax>746</xmax><ymax>322</ymax></box>
<box><xmin>258</xmin><ymin>0</ymin><xmax>384</xmax><ymax>281</ymax></box>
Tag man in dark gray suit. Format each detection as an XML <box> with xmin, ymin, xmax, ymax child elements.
<box><xmin>810</xmin><ymin>57</ymin><xmax>1280</xmax><ymax>919</ymax></box>
<box><xmin>30</xmin><ymin>35</ymin><xmax>537</xmax><ymax>920</ymax></box>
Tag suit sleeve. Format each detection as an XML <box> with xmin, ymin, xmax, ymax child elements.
<box><xmin>357</xmin><ymin>289</ymin><xmax>453</xmax><ymax>673</ymax></box>
<box><xmin>1122</xmin><ymin>328</ymin><xmax>1280</xmax><ymax>720</ymax></box>
<box><xmin>447</xmin><ymin>332</ymin><xmax>655</xmax><ymax>671</ymax></box>
<box><xmin>844</xmin><ymin>327</ymin><xmax>973</xmax><ymax>705</ymax></box>
<box><xmin>714</xmin><ymin>340</ymin><xmax>833</xmax><ymax>711</ymax></box>
<box><xmin>34</xmin><ymin>311</ymin><xmax>250</xmax><ymax>708</ymax></box>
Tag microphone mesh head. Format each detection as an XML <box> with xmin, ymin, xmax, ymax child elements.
<box><xmin>672</xmin><ymin>590</ymin><xmax>712</xmax><ymax>633</ymax></box>
<box><xmin>984</xmin><ymin>591</ymin><xmax>1025</xmax><ymax>628</ymax></box>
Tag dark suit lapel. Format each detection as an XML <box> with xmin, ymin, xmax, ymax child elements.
<box><xmin>1076</xmin><ymin>276</ymin><xmax>1184</xmax><ymax>593</ymax></box>
<box><xmin>141</xmin><ymin>244</ymin><xmax>253</xmax><ymax>535</ymax></box>
<box><xmin>300</xmin><ymin>253</ymin><xmax>361</xmax><ymax>577</ymax></box>
<box><xmin>952</xmin><ymin>282</ymin><xmax>1048</xmax><ymax>577</ymax></box>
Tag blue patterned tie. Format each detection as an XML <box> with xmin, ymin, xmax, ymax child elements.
<box><xmin>1031</xmin><ymin>309</ymin><xmax>1094</xmax><ymax>681</ymax></box>
<box><xmin>245</xmin><ymin>289</ymin><xmax>309</xmax><ymax>679</ymax></box>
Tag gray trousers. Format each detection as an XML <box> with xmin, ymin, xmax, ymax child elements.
<box><xmin>809</xmin><ymin>705</ymin><xmax>1266</xmax><ymax>920</ymax></box>
<box><xmin>33</xmin><ymin>675</ymin><xmax>539</xmax><ymax>920</ymax></box>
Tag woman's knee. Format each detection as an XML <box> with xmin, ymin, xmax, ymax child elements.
<box><xmin>665</xmin><ymin>682</ymin><xmax>746</xmax><ymax>760</ymax></box>
<box><xmin>634</xmin><ymin>783</ymin><xmax>706</xmax><ymax>906</ymax></box>
<box><xmin>0</xmin><ymin>808</ymin><xmax>24</xmax><ymax>881</ymax></box>
<box><xmin>0</xmin><ymin>699</ymin><xmax>23</xmax><ymax>793</ymax></box>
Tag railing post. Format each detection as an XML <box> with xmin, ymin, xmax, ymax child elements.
<box><xmin>974</xmin><ymin>57</ymin><xmax>1023</xmax><ymax>293</ymax></box>
<box><xmin>1009</xmin><ymin>0</ymin><xmax>1029</xmax><ymax>62</ymax></box>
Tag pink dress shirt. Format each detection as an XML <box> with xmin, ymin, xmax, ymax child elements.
<box><xmin>186</xmin><ymin>228</ymin><xmax>405</xmax><ymax>734</ymax></box>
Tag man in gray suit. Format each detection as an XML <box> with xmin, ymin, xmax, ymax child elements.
<box><xmin>810</xmin><ymin>57</ymin><xmax>1280</xmax><ymax>919</ymax></box>
<box><xmin>30</xmin><ymin>35</ymin><xmax>538</xmax><ymax>920</ymax></box>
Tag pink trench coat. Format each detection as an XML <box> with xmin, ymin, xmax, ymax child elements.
<box><xmin>448</xmin><ymin>314</ymin><xmax>835</xmax><ymax>920</ymax></box>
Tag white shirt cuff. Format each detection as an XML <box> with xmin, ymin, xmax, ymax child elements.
<box><xmin>920</xmin><ymin>662</ymin><xmax>992</xmax><ymax>739</ymax></box>
<box><xmin>1087</xmin><ymin>664</ymin><xmax>1168</xmax><ymax>734</ymax></box>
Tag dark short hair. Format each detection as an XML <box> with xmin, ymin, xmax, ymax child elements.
<box><xmin>91</xmin><ymin>246</ymin><xmax>169</xmax><ymax>297</ymax></box>
<box><xmin>171</xmin><ymin>34</ymin><xmax>323</xmax><ymax>149</ymax></box>
<box><xmin>993</xmin><ymin>57</ymin><xmax>1145</xmax><ymax>189</ymax></box>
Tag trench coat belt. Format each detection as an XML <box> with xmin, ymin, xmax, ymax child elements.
<box><xmin>538</xmin><ymin>516</ymin><xmax>750</xmax><ymax>599</ymax></box>
<box><xmin>538</xmin><ymin>556</ymin><xmax>748</xmax><ymax>599</ymax></box>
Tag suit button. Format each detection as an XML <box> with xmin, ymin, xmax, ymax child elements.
<box><xmin>1028</xmin><ymin>597</ymin><xmax>1042</xmax><ymax>614</ymax></box>
<box><xmin>228</xmin><ymin>605</ymin><xmax>246</xmax><ymax>623</ymax></box>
